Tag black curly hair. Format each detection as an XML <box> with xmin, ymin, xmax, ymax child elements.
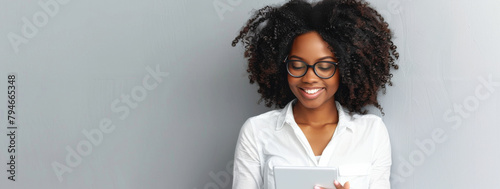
<box><xmin>232</xmin><ymin>0</ymin><xmax>399</xmax><ymax>114</ymax></box>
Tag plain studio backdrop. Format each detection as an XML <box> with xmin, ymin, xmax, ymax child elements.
<box><xmin>0</xmin><ymin>0</ymin><xmax>499</xmax><ymax>188</ymax></box>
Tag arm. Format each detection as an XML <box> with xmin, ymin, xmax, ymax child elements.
<box><xmin>232</xmin><ymin>118</ymin><xmax>263</xmax><ymax>189</ymax></box>
<box><xmin>369</xmin><ymin>119</ymin><xmax>392</xmax><ymax>189</ymax></box>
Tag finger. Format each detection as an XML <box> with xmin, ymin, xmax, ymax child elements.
<box><xmin>344</xmin><ymin>181</ymin><xmax>350</xmax><ymax>189</ymax></box>
<box><xmin>314</xmin><ymin>185</ymin><xmax>323</xmax><ymax>189</ymax></box>
<box><xmin>333</xmin><ymin>180</ymin><xmax>343</xmax><ymax>189</ymax></box>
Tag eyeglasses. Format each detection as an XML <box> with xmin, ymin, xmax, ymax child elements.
<box><xmin>284</xmin><ymin>56</ymin><xmax>339</xmax><ymax>79</ymax></box>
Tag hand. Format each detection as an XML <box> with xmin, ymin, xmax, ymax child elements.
<box><xmin>333</xmin><ymin>180</ymin><xmax>350</xmax><ymax>189</ymax></box>
<box><xmin>314</xmin><ymin>180</ymin><xmax>350</xmax><ymax>189</ymax></box>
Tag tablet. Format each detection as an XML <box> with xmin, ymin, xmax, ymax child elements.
<box><xmin>274</xmin><ymin>166</ymin><xmax>338</xmax><ymax>189</ymax></box>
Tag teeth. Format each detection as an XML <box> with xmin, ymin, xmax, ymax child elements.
<box><xmin>304</xmin><ymin>88</ymin><xmax>321</xmax><ymax>94</ymax></box>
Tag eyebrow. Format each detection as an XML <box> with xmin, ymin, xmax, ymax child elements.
<box><xmin>289</xmin><ymin>55</ymin><xmax>336</xmax><ymax>61</ymax></box>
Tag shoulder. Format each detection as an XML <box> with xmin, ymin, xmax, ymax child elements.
<box><xmin>240</xmin><ymin>109</ymin><xmax>283</xmax><ymax>133</ymax></box>
<box><xmin>351</xmin><ymin>113</ymin><xmax>385</xmax><ymax>126</ymax></box>
<box><xmin>345</xmin><ymin>111</ymin><xmax>388</xmax><ymax>135</ymax></box>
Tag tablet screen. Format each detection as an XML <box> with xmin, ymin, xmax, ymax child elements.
<box><xmin>274</xmin><ymin>166</ymin><xmax>338</xmax><ymax>189</ymax></box>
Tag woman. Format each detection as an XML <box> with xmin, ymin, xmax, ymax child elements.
<box><xmin>231</xmin><ymin>0</ymin><xmax>399</xmax><ymax>188</ymax></box>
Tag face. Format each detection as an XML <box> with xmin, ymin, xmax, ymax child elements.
<box><xmin>287</xmin><ymin>31</ymin><xmax>340</xmax><ymax>110</ymax></box>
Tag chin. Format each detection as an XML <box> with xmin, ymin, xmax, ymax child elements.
<box><xmin>297</xmin><ymin>98</ymin><xmax>333</xmax><ymax>110</ymax></box>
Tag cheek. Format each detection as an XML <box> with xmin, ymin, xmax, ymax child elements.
<box><xmin>287</xmin><ymin>75</ymin><xmax>300</xmax><ymax>95</ymax></box>
<box><xmin>327</xmin><ymin>74</ymin><xmax>341</xmax><ymax>93</ymax></box>
<box><xmin>287</xmin><ymin>75</ymin><xmax>295</xmax><ymax>87</ymax></box>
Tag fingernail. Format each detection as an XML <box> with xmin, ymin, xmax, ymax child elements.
<box><xmin>314</xmin><ymin>185</ymin><xmax>321</xmax><ymax>189</ymax></box>
<box><xmin>334</xmin><ymin>180</ymin><xmax>339</xmax><ymax>185</ymax></box>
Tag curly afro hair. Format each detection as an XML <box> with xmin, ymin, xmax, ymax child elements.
<box><xmin>232</xmin><ymin>0</ymin><xmax>399</xmax><ymax>114</ymax></box>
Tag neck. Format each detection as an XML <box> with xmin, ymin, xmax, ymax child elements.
<box><xmin>292</xmin><ymin>99</ymin><xmax>339</xmax><ymax>128</ymax></box>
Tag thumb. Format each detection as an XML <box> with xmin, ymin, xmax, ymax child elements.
<box><xmin>344</xmin><ymin>181</ymin><xmax>350</xmax><ymax>189</ymax></box>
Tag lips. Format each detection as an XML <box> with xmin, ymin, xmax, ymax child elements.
<box><xmin>299</xmin><ymin>87</ymin><xmax>324</xmax><ymax>99</ymax></box>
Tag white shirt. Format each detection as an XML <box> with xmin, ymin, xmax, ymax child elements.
<box><xmin>232</xmin><ymin>100</ymin><xmax>392</xmax><ymax>189</ymax></box>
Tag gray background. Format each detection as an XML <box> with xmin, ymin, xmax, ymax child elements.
<box><xmin>0</xmin><ymin>0</ymin><xmax>499</xmax><ymax>188</ymax></box>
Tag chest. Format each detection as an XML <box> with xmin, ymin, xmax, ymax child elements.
<box><xmin>299</xmin><ymin>124</ymin><xmax>337</xmax><ymax>156</ymax></box>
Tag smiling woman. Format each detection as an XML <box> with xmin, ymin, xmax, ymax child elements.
<box><xmin>231</xmin><ymin>0</ymin><xmax>399</xmax><ymax>189</ymax></box>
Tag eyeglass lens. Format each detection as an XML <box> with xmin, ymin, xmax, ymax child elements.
<box><xmin>287</xmin><ymin>60</ymin><xmax>336</xmax><ymax>79</ymax></box>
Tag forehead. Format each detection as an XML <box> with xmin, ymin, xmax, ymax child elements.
<box><xmin>289</xmin><ymin>31</ymin><xmax>335</xmax><ymax>60</ymax></box>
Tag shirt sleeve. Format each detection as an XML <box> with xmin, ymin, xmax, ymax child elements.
<box><xmin>369</xmin><ymin>118</ymin><xmax>392</xmax><ymax>189</ymax></box>
<box><xmin>232</xmin><ymin>118</ymin><xmax>263</xmax><ymax>189</ymax></box>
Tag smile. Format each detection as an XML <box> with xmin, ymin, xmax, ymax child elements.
<box><xmin>304</xmin><ymin>88</ymin><xmax>321</xmax><ymax>94</ymax></box>
<box><xmin>299</xmin><ymin>87</ymin><xmax>325</xmax><ymax>99</ymax></box>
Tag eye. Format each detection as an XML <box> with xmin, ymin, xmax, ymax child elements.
<box><xmin>289</xmin><ymin>61</ymin><xmax>305</xmax><ymax>70</ymax></box>
<box><xmin>316</xmin><ymin>63</ymin><xmax>334</xmax><ymax>71</ymax></box>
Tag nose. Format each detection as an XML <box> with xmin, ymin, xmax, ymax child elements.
<box><xmin>301</xmin><ymin>66</ymin><xmax>319</xmax><ymax>83</ymax></box>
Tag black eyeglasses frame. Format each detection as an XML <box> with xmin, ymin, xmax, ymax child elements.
<box><xmin>283</xmin><ymin>56</ymin><xmax>339</xmax><ymax>79</ymax></box>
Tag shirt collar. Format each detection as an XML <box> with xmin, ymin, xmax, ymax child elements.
<box><xmin>275</xmin><ymin>99</ymin><xmax>355</xmax><ymax>133</ymax></box>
